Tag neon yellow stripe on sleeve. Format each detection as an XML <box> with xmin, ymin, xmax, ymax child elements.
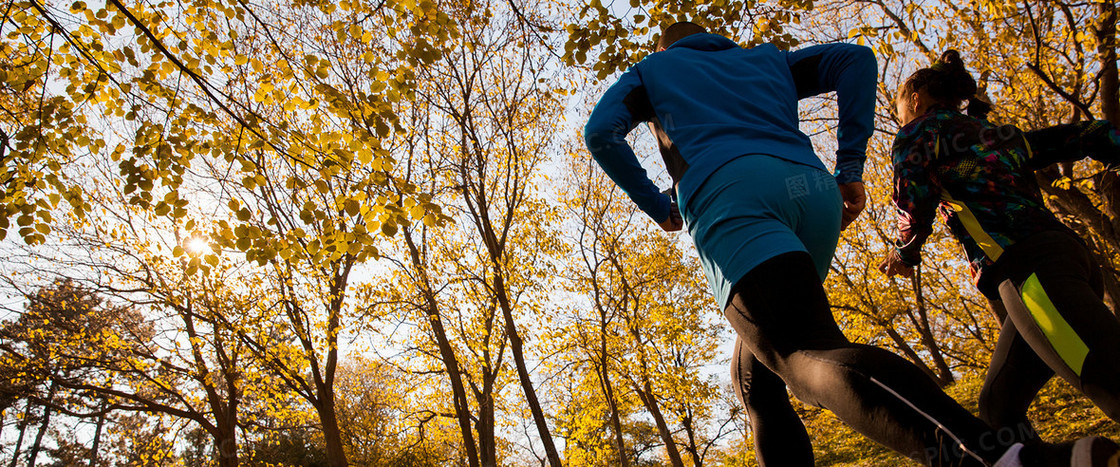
<box><xmin>941</xmin><ymin>193</ymin><xmax>1004</xmax><ymax>261</ymax></box>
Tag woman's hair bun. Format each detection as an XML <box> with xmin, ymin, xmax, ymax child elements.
<box><xmin>939</xmin><ymin>50</ymin><xmax>964</xmax><ymax>69</ymax></box>
<box><xmin>928</xmin><ymin>49</ymin><xmax>976</xmax><ymax>102</ymax></box>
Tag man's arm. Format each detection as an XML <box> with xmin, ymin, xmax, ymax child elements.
<box><xmin>785</xmin><ymin>43</ymin><xmax>877</xmax><ymax>185</ymax></box>
<box><xmin>1024</xmin><ymin>120</ymin><xmax>1120</xmax><ymax>170</ymax></box>
<box><xmin>584</xmin><ymin>67</ymin><xmax>671</xmax><ymax>223</ymax></box>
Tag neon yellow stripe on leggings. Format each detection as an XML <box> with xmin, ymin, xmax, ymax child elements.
<box><xmin>1021</xmin><ymin>273</ymin><xmax>1089</xmax><ymax>376</ymax></box>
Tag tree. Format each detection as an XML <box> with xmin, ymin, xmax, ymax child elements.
<box><xmin>771</xmin><ymin>0</ymin><xmax>1120</xmax><ymax>459</ymax></box>
<box><xmin>0</xmin><ymin>0</ymin><xmax>95</xmax><ymax>246</ymax></box>
<box><xmin>102</xmin><ymin>413</ymin><xmax>184</xmax><ymax>466</ymax></box>
<box><xmin>7</xmin><ymin>0</ymin><xmax>1120</xmax><ymax>465</ymax></box>
<box><xmin>548</xmin><ymin>146</ymin><xmax>734</xmax><ymax>466</ymax></box>
<box><xmin>7</xmin><ymin>0</ymin><xmax>461</xmax><ymax>464</ymax></box>
<box><xmin>562</xmin><ymin>0</ymin><xmax>810</xmax><ymax>79</ymax></box>
<box><xmin>365</xmin><ymin>0</ymin><xmax>568</xmax><ymax>464</ymax></box>
<box><xmin>0</xmin><ymin>279</ymin><xmax>148</xmax><ymax>467</ymax></box>
<box><xmin>5</xmin><ymin>208</ymin><xmax>285</xmax><ymax>466</ymax></box>
<box><xmin>558</xmin><ymin>2</ymin><xmax>1120</xmax><ymax>463</ymax></box>
<box><xmin>827</xmin><ymin>157</ymin><xmax>998</xmax><ymax>386</ymax></box>
<box><xmin>333</xmin><ymin>356</ymin><xmax>463</xmax><ymax>466</ymax></box>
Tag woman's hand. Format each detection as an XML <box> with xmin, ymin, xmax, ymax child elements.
<box><xmin>878</xmin><ymin>250</ymin><xmax>915</xmax><ymax>278</ymax></box>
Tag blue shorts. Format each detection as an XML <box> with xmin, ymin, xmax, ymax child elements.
<box><xmin>680</xmin><ymin>154</ymin><xmax>843</xmax><ymax>308</ymax></box>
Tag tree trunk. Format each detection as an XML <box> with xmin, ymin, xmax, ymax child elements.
<box><xmin>26</xmin><ymin>381</ymin><xmax>57</xmax><ymax>467</ymax></box>
<box><xmin>477</xmin><ymin>389</ymin><xmax>497</xmax><ymax>467</ymax></box>
<box><xmin>403</xmin><ymin>227</ymin><xmax>481</xmax><ymax>467</ymax></box>
<box><xmin>298</xmin><ymin>267</ymin><xmax>350</xmax><ymax>467</ymax></box>
<box><xmin>492</xmin><ymin>271</ymin><xmax>562</xmax><ymax>467</ymax></box>
<box><xmin>89</xmin><ymin>400</ymin><xmax>106</xmax><ymax>467</ymax></box>
<box><xmin>1098</xmin><ymin>1</ymin><xmax>1119</xmax><ymax>123</ymax></box>
<box><xmin>1038</xmin><ymin>168</ymin><xmax>1120</xmax><ymax>309</ymax></box>
<box><xmin>1094</xmin><ymin>0</ymin><xmax>1120</xmax><ymax>310</ymax></box>
<box><xmin>7</xmin><ymin>402</ymin><xmax>33</xmax><ymax>467</ymax></box>
<box><xmin>1087</xmin><ymin>238</ymin><xmax>1120</xmax><ymax>313</ymax></box>
<box><xmin>681</xmin><ymin>409</ymin><xmax>703</xmax><ymax>467</ymax></box>
<box><xmin>634</xmin><ymin>383</ymin><xmax>685</xmax><ymax>467</ymax></box>
<box><xmin>601</xmin><ymin>367</ymin><xmax>628</xmax><ymax>467</ymax></box>
<box><xmin>879</xmin><ymin>320</ymin><xmax>941</xmax><ymax>382</ymax></box>
<box><xmin>214</xmin><ymin>425</ymin><xmax>238</xmax><ymax>467</ymax></box>
<box><xmin>597</xmin><ymin>313</ymin><xmax>628</xmax><ymax>467</ymax></box>
<box><xmin>911</xmin><ymin>270</ymin><xmax>954</xmax><ymax>386</ymax></box>
<box><xmin>317</xmin><ymin>388</ymin><xmax>349</xmax><ymax>467</ymax></box>
<box><xmin>215</xmin><ymin>382</ymin><xmax>239</xmax><ymax>467</ymax></box>
<box><xmin>428</xmin><ymin>308</ymin><xmax>482</xmax><ymax>467</ymax></box>
<box><xmin>627</xmin><ymin>322</ymin><xmax>684</xmax><ymax>467</ymax></box>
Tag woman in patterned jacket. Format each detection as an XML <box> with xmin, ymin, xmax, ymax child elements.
<box><xmin>881</xmin><ymin>50</ymin><xmax>1120</xmax><ymax>456</ymax></box>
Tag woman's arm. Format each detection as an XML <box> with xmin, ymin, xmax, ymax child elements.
<box><xmin>1024</xmin><ymin>120</ymin><xmax>1120</xmax><ymax>170</ymax></box>
<box><xmin>891</xmin><ymin>121</ymin><xmax>944</xmax><ymax>267</ymax></box>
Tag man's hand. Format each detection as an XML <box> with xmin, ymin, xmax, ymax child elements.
<box><xmin>838</xmin><ymin>181</ymin><xmax>866</xmax><ymax>231</ymax></box>
<box><xmin>878</xmin><ymin>250</ymin><xmax>915</xmax><ymax>278</ymax></box>
<box><xmin>659</xmin><ymin>199</ymin><xmax>684</xmax><ymax>232</ymax></box>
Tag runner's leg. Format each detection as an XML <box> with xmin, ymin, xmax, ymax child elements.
<box><xmin>978</xmin><ymin>319</ymin><xmax>1050</xmax><ymax>446</ymax></box>
<box><xmin>727</xmin><ymin>251</ymin><xmax>1004</xmax><ymax>466</ymax></box>
<box><xmin>732</xmin><ymin>338</ymin><xmax>813</xmax><ymax>466</ymax></box>
<box><xmin>997</xmin><ymin>234</ymin><xmax>1120</xmax><ymax>423</ymax></box>
<box><xmin>730</xmin><ymin>168</ymin><xmax>842</xmax><ymax>466</ymax></box>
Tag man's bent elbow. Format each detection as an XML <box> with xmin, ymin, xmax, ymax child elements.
<box><xmin>583</xmin><ymin>120</ymin><xmax>619</xmax><ymax>154</ymax></box>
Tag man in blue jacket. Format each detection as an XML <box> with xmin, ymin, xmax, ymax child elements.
<box><xmin>584</xmin><ymin>21</ymin><xmax>1116</xmax><ymax>467</ymax></box>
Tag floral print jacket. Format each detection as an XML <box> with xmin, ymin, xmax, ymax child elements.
<box><xmin>890</xmin><ymin>107</ymin><xmax>1120</xmax><ymax>286</ymax></box>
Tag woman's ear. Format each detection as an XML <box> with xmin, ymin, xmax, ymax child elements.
<box><xmin>910</xmin><ymin>92</ymin><xmax>923</xmax><ymax>112</ymax></box>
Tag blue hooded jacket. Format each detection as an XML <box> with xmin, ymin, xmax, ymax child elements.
<box><xmin>584</xmin><ymin>34</ymin><xmax>877</xmax><ymax>222</ymax></box>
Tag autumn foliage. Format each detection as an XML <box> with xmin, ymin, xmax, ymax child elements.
<box><xmin>1</xmin><ymin>0</ymin><xmax>1119</xmax><ymax>465</ymax></box>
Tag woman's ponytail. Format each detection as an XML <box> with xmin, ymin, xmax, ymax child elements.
<box><xmin>966</xmin><ymin>96</ymin><xmax>993</xmax><ymax>120</ymax></box>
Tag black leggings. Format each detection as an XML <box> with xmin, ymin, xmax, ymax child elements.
<box><xmin>727</xmin><ymin>252</ymin><xmax>1011</xmax><ymax>466</ymax></box>
<box><xmin>979</xmin><ymin>231</ymin><xmax>1120</xmax><ymax>441</ymax></box>
<box><xmin>731</xmin><ymin>338</ymin><xmax>813</xmax><ymax>466</ymax></box>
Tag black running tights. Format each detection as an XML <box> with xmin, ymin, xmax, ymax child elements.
<box><xmin>726</xmin><ymin>252</ymin><xmax>1010</xmax><ymax>466</ymax></box>
<box><xmin>980</xmin><ymin>231</ymin><xmax>1120</xmax><ymax>443</ymax></box>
